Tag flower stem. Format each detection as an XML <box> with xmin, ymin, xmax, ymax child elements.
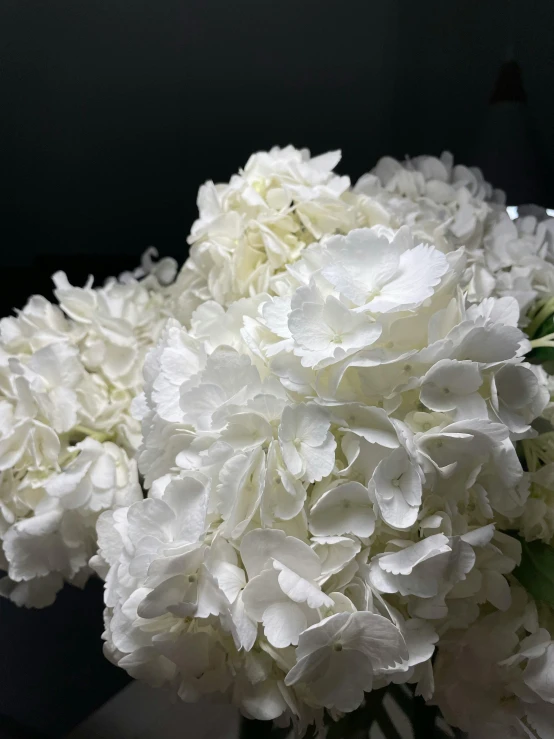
<box><xmin>530</xmin><ymin>336</ymin><xmax>554</xmax><ymax>349</ymax></box>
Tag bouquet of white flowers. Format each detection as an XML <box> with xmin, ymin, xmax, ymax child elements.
<box><xmin>3</xmin><ymin>146</ymin><xmax>554</xmax><ymax>739</ymax></box>
<box><xmin>0</xmin><ymin>252</ymin><xmax>176</xmax><ymax>606</ymax></box>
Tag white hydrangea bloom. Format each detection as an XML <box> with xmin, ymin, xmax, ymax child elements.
<box><xmin>177</xmin><ymin>146</ymin><xmax>554</xmax><ymax>340</ymax></box>
<box><xmin>175</xmin><ymin>146</ymin><xmax>554</xmax><ymax>349</ymax></box>
<box><xmin>98</xmin><ymin>224</ymin><xmax>549</xmax><ymax>728</ymax></box>
<box><xmin>465</xmin><ymin>211</ymin><xmax>554</xmax><ymax>315</ymax></box>
<box><xmin>356</xmin><ymin>153</ymin><xmax>554</xmax><ymax>334</ymax></box>
<box><xmin>0</xmin><ymin>265</ymin><xmax>173</xmax><ymax>607</ymax></box>
<box><xmin>4</xmin><ymin>143</ymin><xmax>554</xmax><ymax>734</ymax></box>
<box><xmin>355</xmin><ymin>152</ymin><xmax>504</xmax><ymax>257</ymax></box>
<box><xmin>52</xmin><ymin>271</ymin><xmax>170</xmax><ymax>438</ymax></box>
<box><xmin>171</xmin><ymin>145</ymin><xmax>393</xmax><ymax>322</ymax></box>
<box><xmin>285</xmin><ymin>611</ymin><xmax>409</xmax><ymax>712</ymax></box>
<box><xmin>433</xmin><ymin>586</ymin><xmax>554</xmax><ymax>739</ymax></box>
<box><xmin>0</xmin><ymin>439</ymin><xmax>140</xmax><ymax>607</ymax></box>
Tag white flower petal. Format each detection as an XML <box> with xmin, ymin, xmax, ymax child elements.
<box><xmin>309</xmin><ymin>482</ymin><xmax>375</xmax><ymax>537</ymax></box>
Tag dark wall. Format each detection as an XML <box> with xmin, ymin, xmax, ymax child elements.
<box><xmin>3</xmin><ymin>2</ymin><xmax>554</xmax><ymax>281</ymax></box>
<box><xmin>0</xmin><ymin>579</ymin><xmax>130</xmax><ymax>738</ymax></box>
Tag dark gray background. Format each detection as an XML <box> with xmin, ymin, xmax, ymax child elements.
<box><xmin>2</xmin><ymin>1</ymin><xmax>554</xmax><ymax>280</ymax></box>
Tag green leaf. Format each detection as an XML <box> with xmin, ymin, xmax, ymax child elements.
<box><xmin>513</xmin><ymin>535</ymin><xmax>554</xmax><ymax>608</ymax></box>
<box><xmin>531</xmin><ymin>313</ymin><xmax>554</xmax><ymax>341</ymax></box>
<box><xmin>526</xmin><ymin>346</ymin><xmax>554</xmax><ymax>368</ymax></box>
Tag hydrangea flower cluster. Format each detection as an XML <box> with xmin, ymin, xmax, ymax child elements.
<box><xmin>359</xmin><ymin>156</ymin><xmax>554</xmax><ymax>559</ymax></box>
<box><xmin>0</xmin><ymin>265</ymin><xmax>174</xmax><ymax>606</ymax></box>
<box><xmin>171</xmin><ymin>146</ymin><xmax>392</xmax><ymax>325</ymax></box>
<box><xmin>5</xmin><ymin>144</ymin><xmax>554</xmax><ymax>738</ymax></box>
<box><xmin>172</xmin><ymin>146</ymin><xmax>554</xmax><ymax>329</ymax></box>
<box><xmin>465</xmin><ymin>209</ymin><xmax>554</xmax><ymax>315</ymax></box>
<box><xmin>356</xmin><ymin>153</ymin><xmax>554</xmax><ymax>318</ymax></box>
<box><xmin>96</xmin><ymin>222</ymin><xmax>554</xmax><ymax>736</ymax></box>
<box><xmin>168</xmin><ymin>147</ymin><xmax>554</xmax><ymax>561</ymax></box>
<box><xmin>354</xmin><ymin>151</ymin><xmax>504</xmax><ymax>255</ymax></box>
<box><xmin>433</xmin><ymin>585</ymin><xmax>554</xmax><ymax>738</ymax></box>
